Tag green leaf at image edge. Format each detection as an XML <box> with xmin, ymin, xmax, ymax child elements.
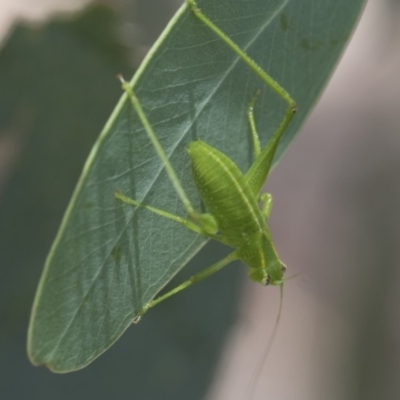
<box><xmin>28</xmin><ymin>0</ymin><xmax>366</xmax><ymax>372</ymax></box>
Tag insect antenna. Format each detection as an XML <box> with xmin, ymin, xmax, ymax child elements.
<box><xmin>284</xmin><ymin>271</ymin><xmax>303</xmax><ymax>281</ymax></box>
<box><xmin>244</xmin><ymin>285</ymin><xmax>284</xmax><ymax>400</ymax></box>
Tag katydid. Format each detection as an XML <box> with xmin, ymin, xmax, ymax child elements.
<box><xmin>116</xmin><ymin>0</ymin><xmax>296</xmax><ymax>317</ymax></box>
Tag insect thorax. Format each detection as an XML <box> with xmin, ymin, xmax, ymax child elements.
<box><xmin>237</xmin><ymin>231</ymin><xmax>285</xmax><ymax>286</ymax></box>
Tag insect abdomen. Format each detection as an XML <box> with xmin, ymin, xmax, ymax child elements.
<box><xmin>188</xmin><ymin>140</ymin><xmax>264</xmax><ymax>246</ymax></box>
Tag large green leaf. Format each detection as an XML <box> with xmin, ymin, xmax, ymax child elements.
<box><xmin>1</xmin><ymin>5</ymin><xmax>243</xmax><ymax>400</ymax></box>
<box><xmin>28</xmin><ymin>0</ymin><xmax>365</xmax><ymax>372</ymax></box>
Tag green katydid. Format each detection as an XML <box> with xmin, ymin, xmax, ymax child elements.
<box><xmin>115</xmin><ymin>0</ymin><xmax>297</xmax><ymax>318</ymax></box>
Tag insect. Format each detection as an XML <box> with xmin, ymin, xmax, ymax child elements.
<box><xmin>116</xmin><ymin>0</ymin><xmax>297</xmax><ymax>317</ymax></box>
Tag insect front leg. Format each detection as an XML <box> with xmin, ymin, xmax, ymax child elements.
<box><xmin>260</xmin><ymin>193</ymin><xmax>273</xmax><ymax>220</ymax></box>
<box><xmin>247</xmin><ymin>90</ymin><xmax>262</xmax><ymax>159</ymax></box>
<box><xmin>139</xmin><ymin>251</ymin><xmax>239</xmax><ymax>316</ymax></box>
<box><xmin>247</xmin><ymin>92</ymin><xmax>274</xmax><ymax>221</ymax></box>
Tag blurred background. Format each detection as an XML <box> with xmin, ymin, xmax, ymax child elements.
<box><xmin>0</xmin><ymin>0</ymin><xmax>399</xmax><ymax>399</ymax></box>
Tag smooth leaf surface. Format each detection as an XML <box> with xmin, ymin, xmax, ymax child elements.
<box><xmin>28</xmin><ymin>0</ymin><xmax>365</xmax><ymax>372</ymax></box>
<box><xmin>0</xmin><ymin>6</ymin><xmax>243</xmax><ymax>399</ymax></box>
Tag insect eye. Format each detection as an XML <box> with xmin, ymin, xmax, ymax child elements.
<box><xmin>263</xmin><ymin>276</ymin><xmax>270</xmax><ymax>286</ymax></box>
<box><xmin>281</xmin><ymin>263</ymin><xmax>287</xmax><ymax>272</ymax></box>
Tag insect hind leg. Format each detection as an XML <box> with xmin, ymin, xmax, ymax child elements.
<box><xmin>184</xmin><ymin>0</ymin><xmax>296</xmax><ymax>197</ymax></box>
<box><xmin>120</xmin><ymin>77</ymin><xmax>198</xmax><ymax>219</ymax></box>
